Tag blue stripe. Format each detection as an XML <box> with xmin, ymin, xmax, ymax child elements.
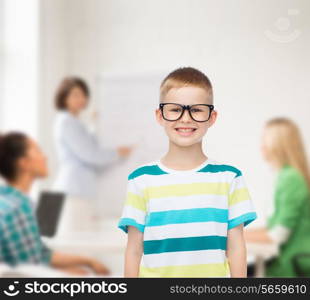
<box><xmin>198</xmin><ymin>164</ymin><xmax>242</xmax><ymax>178</ymax></box>
<box><xmin>118</xmin><ymin>218</ymin><xmax>145</xmax><ymax>233</ymax></box>
<box><xmin>128</xmin><ymin>165</ymin><xmax>168</xmax><ymax>180</ymax></box>
<box><xmin>228</xmin><ymin>212</ymin><xmax>257</xmax><ymax>230</ymax></box>
<box><xmin>147</xmin><ymin>208</ymin><xmax>228</xmax><ymax>227</ymax></box>
<box><xmin>144</xmin><ymin>235</ymin><xmax>227</xmax><ymax>254</ymax></box>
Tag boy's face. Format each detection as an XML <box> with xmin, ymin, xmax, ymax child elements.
<box><xmin>156</xmin><ymin>86</ymin><xmax>217</xmax><ymax>147</ymax></box>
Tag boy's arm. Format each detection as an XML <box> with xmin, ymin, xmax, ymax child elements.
<box><xmin>226</xmin><ymin>224</ymin><xmax>247</xmax><ymax>277</ymax></box>
<box><xmin>125</xmin><ymin>226</ymin><xmax>144</xmax><ymax>277</ymax></box>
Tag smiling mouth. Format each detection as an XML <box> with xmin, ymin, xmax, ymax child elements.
<box><xmin>174</xmin><ymin>127</ymin><xmax>197</xmax><ymax>137</ymax></box>
<box><xmin>175</xmin><ymin>128</ymin><xmax>197</xmax><ymax>132</ymax></box>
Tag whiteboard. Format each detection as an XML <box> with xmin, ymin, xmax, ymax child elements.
<box><xmin>95</xmin><ymin>72</ymin><xmax>168</xmax><ymax>216</ymax></box>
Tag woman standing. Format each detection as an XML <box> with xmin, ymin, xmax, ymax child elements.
<box><xmin>245</xmin><ymin>118</ymin><xmax>310</xmax><ymax>277</ymax></box>
<box><xmin>53</xmin><ymin>77</ymin><xmax>132</xmax><ymax>232</ymax></box>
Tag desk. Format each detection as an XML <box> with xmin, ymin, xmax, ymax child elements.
<box><xmin>43</xmin><ymin>218</ymin><xmax>126</xmax><ymax>276</ymax></box>
<box><xmin>247</xmin><ymin>242</ymin><xmax>279</xmax><ymax>277</ymax></box>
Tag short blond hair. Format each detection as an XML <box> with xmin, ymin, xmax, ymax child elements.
<box><xmin>160</xmin><ymin>67</ymin><xmax>213</xmax><ymax>103</ymax></box>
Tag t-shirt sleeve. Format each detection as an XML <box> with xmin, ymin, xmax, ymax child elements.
<box><xmin>268</xmin><ymin>170</ymin><xmax>307</xmax><ymax>231</ymax></box>
<box><xmin>227</xmin><ymin>172</ymin><xmax>257</xmax><ymax>230</ymax></box>
<box><xmin>41</xmin><ymin>241</ymin><xmax>53</xmax><ymax>265</ymax></box>
<box><xmin>118</xmin><ymin>177</ymin><xmax>147</xmax><ymax>233</ymax></box>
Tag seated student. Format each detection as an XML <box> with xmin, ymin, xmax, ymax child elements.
<box><xmin>245</xmin><ymin>118</ymin><xmax>310</xmax><ymax>277</ymax></box>
<box><xmin>0</xmin><ymin>132</ymin><xmax>109</xmax><ymax>275</ymax></box>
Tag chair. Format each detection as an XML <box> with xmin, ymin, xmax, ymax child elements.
<box><xmin>292</xmin><ymin>253</ymin><xmax>310</xmax><ymax>277</ymax></box>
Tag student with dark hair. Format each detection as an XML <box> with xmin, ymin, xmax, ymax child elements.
<box><xmin>0</xmin><ymin>132</ymin><xmax>109</xmax><ymax>275</ymax></box>
<box><xmin>53</xmin><ymin>77</ymin><xmax>133</xmax><ymax>233</ymax></box>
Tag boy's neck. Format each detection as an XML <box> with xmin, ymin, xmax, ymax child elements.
<box><xmin>161</xmin><ymin>141</ymin><xmax>207</xmax><ymax>171</ymax></box>
<box><xmin>8</xmin><ymin>173</ymin><xmax>34</xmax><ymax>195</ymax></box>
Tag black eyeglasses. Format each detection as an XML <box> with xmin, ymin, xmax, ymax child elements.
<box><xmin>159</xmin><ymin>103</ymin><xmax>214</xmax><ymax>122</ymax></box>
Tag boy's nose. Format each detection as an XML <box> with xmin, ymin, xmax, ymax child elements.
<box><xmin>180</xmin><ymin>109</ymin><xmax>192</xmax><ymax>122</ymax></box>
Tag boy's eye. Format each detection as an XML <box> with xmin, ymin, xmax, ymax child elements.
<box><xmin>191</xmin><ymin>108</ymin><xmax>203</xmax><ymax>113</ymax></box>
<box><xmin>170</xmin><ymin>108</ymin><xmax>182</xmax><ymax>112</ymax></box>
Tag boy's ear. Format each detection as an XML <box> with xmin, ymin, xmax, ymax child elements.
<box><xmin>16</xmin><ymin>157</ymin><xmax>29</xmax><ymax>173</ymax></box>
<box><xmin>155</xmin><ymin>108</ymin><xmax>164</xmax><ymax>126</ymax></box>
<box><xmin>208</xmin><ymin>110</ymin><xmax>218</xmax><ymax>128</ymax></box>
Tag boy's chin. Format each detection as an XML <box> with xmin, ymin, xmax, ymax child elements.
<box><xmin>171</xmin><ymin>138</ymin><xmax>201</xmax><ymax>148</ymax></box>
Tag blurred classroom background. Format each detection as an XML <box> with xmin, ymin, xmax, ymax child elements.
<box><xmin>0</xmin><ymin>0</ymin><xmax>310</xmax><ymax>277</ymax></box>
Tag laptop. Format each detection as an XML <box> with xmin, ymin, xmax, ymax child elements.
<box><xmin>36</xmin><ymin>191</ymin><xmax>65</xmax><ymax>237</ymax></box>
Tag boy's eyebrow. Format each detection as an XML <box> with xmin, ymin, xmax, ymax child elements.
<box><xmin>159</xmin><ymin>101</ymin><xmax>213</xmax><ymax>105</ymax></box>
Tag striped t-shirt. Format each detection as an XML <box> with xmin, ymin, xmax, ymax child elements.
<box><xmin>118</xmin><ymin>158</ymin><xmax>257</xmax><ymax>277</ymax></box>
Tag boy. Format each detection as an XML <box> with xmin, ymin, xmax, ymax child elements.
<box><xmin>118</xmin><ymin>67</ymin><xmax>257</xmax><ymax>277</ymax></box>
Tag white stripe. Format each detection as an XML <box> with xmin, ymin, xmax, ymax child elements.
<box><xmin>144</xmin><ymin>222</ymin><xmax>227</xmax><ymax>241</ymax></box>
<box><xmin>121</xmin><ymin>205</ymin><xmax>146</xmax><ymax>225</ymax></box>
<box><xmin>142</xmin><ymin>249</ymin><xmax>227</xmax><ymax>268</ymax></box>
<box><xmin>228</xmin><ymin>199</ymin><xmax>254</xmax><ymax>220</ymax></box>
<box><xmin>230</xmin><ymin>175</ymin><xmax>247</xmax><ymax>191</ymax></box>
<box><xmin>126</xmin><ymin>180</ymin><xmax>144</xmax><ymax>196</ymax></box>
<box><xmin>135</xmin><ymin>171</ymin><xmax>237</xmax><ymax>187</ymax></box>
<box><xmin>148</xmin><ymin>194</ymin><xmax>228</xmax><ymax>212</ymax></box>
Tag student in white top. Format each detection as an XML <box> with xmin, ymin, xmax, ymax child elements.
<box><xmin>53</xmin><ymin>77</ymin><xmax>132</xmax><ymax>233</ymax></box>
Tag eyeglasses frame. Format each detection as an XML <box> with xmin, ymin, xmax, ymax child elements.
<box><xmin>159</xmin><ymin>103</ymin><xmax>214</xmax><ymax>122</ymax></box>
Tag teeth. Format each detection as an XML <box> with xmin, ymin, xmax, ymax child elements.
<box><xmin>176</xmin><ymin>128</ymin><xmax>195</xmax><ymax>132</ymax></box>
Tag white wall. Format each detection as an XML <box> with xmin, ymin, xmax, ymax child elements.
<box><xmin>38</xmin><ymin>0</ymin><xmax>310</xmax><ymax>222</ymax></box>
<box><xmin>0</xmin><ymin>0</ymin><xmax>39</xmax><ymax>137</ymax></box>
<box><xmin>0</xmin><ymin>0</ymin><xmax>4</xmax><ymax>113</ymax></box>
<box><xmin>38</xmin><ymin>0</ymin><xmax>69</xmax><ymax>191</ymax></box>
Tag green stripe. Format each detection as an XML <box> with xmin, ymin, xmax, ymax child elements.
<box><xmin>228</xmin><ymin>212</ymin><xmax>257</xmax><ymax>230</ymax></box>
<box><xmin>147</xmin><ymin>208</ymin><xmax>228</xmax><ymax>226</ymax></box>
<box><xmin>128</xmin><ymin>165</ymin><xmax>168</xmax><ymax>180</ymax></box>
<box><xmin>198</xmin><ymin>164</ymin><xmax>242</xmax><ymax>177</ymax></box>
<box><xmin>144</xmin><ymin>235</ymin><xmax>227</xmax><ymax>254</ymax></box>
<box><xmin>118</xmin><ymin>218</ymin><xmax>145</xmax><ymax>233</ymax></box>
